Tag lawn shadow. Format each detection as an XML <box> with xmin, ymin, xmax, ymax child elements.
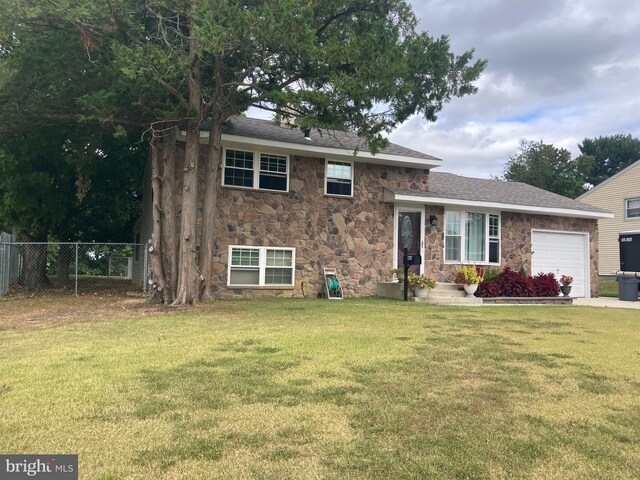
<box><xmin>131</xmin><ymin>338</ymin><xmax>361</xmax><ymax>470</ymax></box>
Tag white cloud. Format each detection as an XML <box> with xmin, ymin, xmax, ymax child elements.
<box><xmin>388</xmin><ymin>0</ymin><xmax>640</xmax><ymax>178</ymax></box>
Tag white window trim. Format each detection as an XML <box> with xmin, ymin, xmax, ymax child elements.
<box><xmin>444</xmin><ymin>209</ymin><xmax>501</xmax><ymax>266</ymax></box>
<box><xmin>222</xmin><ymin>148</ymin><xmax>290</xmax><ymax>193</ymax></box>
<box><xmin>227</xmin><ymin>245</ymin><xmax>296</xmax><ymax>287</ymax></box>
<box><xmin>624</xmin><ymin>197</ymin><xmax>640</xmax><ymax>220</ymax></box>
<box><xmin>324</xmin><ymin>159</ymin><xmax>354</xmax><ymax>197</ymax></box>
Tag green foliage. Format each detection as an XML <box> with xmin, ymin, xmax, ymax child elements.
<box><xmin>499</xmin><ymin>140</ymin><xmax>594</xmax><ymax>198</ymax></box>
<box><xmin>0</xmin><ymin>126</ymin><xmax>147</xmax><ymax>242</ymax></box>
<box><xmin>455</xmin><ymin>265</ymin><xmax>484</xmax><ymax>285</ymax></box>
<box><xmin>408</xmin><ymin>273</ymin><xmax>436</xmax><ymax>289</ymax></box>
<box><xmin>1</xmin><ymin>0</ymin><xmax>486</xmax><ymax>146</ymax></box>
<box><xmin>579</xmin><ymin>134</ymin><xmax>640</xmax><ymax>187</ymax></box>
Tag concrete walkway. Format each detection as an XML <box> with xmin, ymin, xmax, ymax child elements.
<box><xmin>574</xmin><ymin>297</ymin><xmax>640</xmax><ymax>309</ymax></box>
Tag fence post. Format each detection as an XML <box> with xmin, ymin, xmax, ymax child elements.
<box><xmin>0</xmin><ymin>243</ymin><xmax>6</xmax><ymax>295</ymax></box>
<box><xmin>143</xmin><ymin>240</ymin><xmax>149</xmax><ymax>293</ymax></box>
<box><xmin>6</xmin><ymin>243</ymin><xmax>10</xmax><ymax>295</ymax></box>
<box><xmin>75</xmin><ymin>243</ymin><xmax>79</xmax><ymax>296</ymax></box>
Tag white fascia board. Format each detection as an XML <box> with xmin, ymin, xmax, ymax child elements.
<box><xmin>178</xmin><ymin>130</ymin><xmax>441</xmax><ymax>169</ymax></box>
<box><xmin>389</xmin><ymin>193</ymin><xmax>614</xmax><ymax>219</ymax></box>
<box><xmin>221</xmin><ymin>134</ymin><xmax>442</xmax><ymax>168</ymax></box>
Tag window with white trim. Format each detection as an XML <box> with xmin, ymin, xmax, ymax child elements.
<box><xmin>325</xmin><ymin>160</ymin><xmax>353</xmax><ymax>196</ymax></box>
<box><xmin>228</xmin><ymin>246</ymin><xmax>295</xmax><ymax>287</ymax></box>
<box><xmin>488</xmin><ymin>214</ymin><xmax>500</xmax><ymax>263</ymax></box>
<box><xmin>625</xmin><ymin>197</ymin><xmax>640</xmax><ymax>219</ymax></box>
<box><xmin>444</xmin><ymin>210</ymin><xmax>501</xmax><ymax>264</ymax></box>
<box><xmin>223</xmin><ymin>149</ymin><xmax>289</xmax><ymax>192</ymax></box>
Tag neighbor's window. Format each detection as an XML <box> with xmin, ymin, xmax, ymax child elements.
<box><xmin>223</xmin><ymin>149</ymin><xmax>288</xmax><ymax>192</ymax></box>
<box><xmin>228</xmin><ymin>246</ymin><xmax>295</xmax><ymax>287</ymax></box>
<box><xmin>325</xmin><ymin>160</ymin><xmax>353</xmax><ymax>196</ymax></box>
<box><xmin>444</xmin><ymin>210</ymin><xmax>501</xmax><ymax>264</ymax></box>
<box><xmin>625</xmin><ymin>197</ymin><xmax>640</xmax><ymax>219</ymax></box>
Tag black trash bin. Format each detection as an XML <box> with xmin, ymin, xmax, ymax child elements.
<box><xmin>617</xmin><ymin>275</ymin><xmax>640</xmax><ymax>302</ymax></box>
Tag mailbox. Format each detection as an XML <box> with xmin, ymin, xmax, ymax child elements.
<box><xmin>403</xmin><ymin>253</ymin><xmax>422</xmax><ymax>266</ymax></box>
<box><xmin>401</xmin><ymin>249</ymin><xmax>422</xmax><ymax>301</ymax></box>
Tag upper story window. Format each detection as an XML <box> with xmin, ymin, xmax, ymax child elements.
<box><xmin>444</xmin><ymin>210</ymin><xmax>501</xmax><ymax>265</ymax></box>
<box><xmin>325</xmin><ymin>160</ymin><xmax>353</xmax><ymax>197</ymax></box>
<box><xmin>223</xmin><ymin>149</ymin><xmax>288</xmax><ymax>192</ymax></box>
<box><xmin>625</xmin><ymin>197</ymin><xmax>640</xmax><ymax>219</ymax></box>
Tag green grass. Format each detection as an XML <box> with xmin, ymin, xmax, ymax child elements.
<box><xmin>1</xmin><ymin>298</ymin><xmax>640</xmax><ymax>479</ymax></box>
<box><xmin>599</xmin><ymin>278</ymin><xmax>619</xmax><ymax>297</ymax></box>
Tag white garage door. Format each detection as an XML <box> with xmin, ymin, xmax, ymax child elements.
<box><xmin>531</xmin><ymin>230</ymin><xmax>589</xmax><ymax>297</ymax></box>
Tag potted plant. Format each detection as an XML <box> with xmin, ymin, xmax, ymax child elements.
<box><xmin>408</xmin><ymin>273</ymin><xmax>436</xmax><ymax>298</ymax></box>
<box><xmin>390</xmin><ymin>267</ymin><xmax>405</xmax><ymax>283</ymax></box>
<box><xmin>455</xmin><ymin>265</ymin><xmax>484</xmax><ymax>297</ymax></box>
<box><xmin>560</xmin><ymin>275</ymin><xmax>573</xmax><ymax>296</ymax></box>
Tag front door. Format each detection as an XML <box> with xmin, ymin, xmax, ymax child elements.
<box><xmin>396</xmin><ymin>208</ymin><xmax>424</xmax><ymax>275</ymax></box>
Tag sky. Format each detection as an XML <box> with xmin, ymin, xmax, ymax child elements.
<box><xmin>388</xmin><ymin>0</ymin><xmax>640</xmax><ymax>178</ymax></box>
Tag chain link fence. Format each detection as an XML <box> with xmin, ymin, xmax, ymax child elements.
<box><xmin>0</xmin><ymin>242</ymin><xmax>149</xmax><ymax>296</ymax></box>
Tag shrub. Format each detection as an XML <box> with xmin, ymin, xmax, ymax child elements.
<box><xmin>532</xmin><ymin>272</ymin><xmax>560</xmax><ymax>297</ymax></box>
<box><xmin>493</xmin><ymin>267</ymin><xmax>536</xmax><ymax>297</ymax></box>
<box><xmin>408</xmin><ymin>273</ymin><xmax>436</xmax><ymax>289</ymax></box>
<box><xmin>476</xmin><ymin>280</ymin><xmax>501</xmax><ymax>297</ymax></box>
<box><xmin>483</xmin><ymin>267</ymin><xmax>501</xmax><ymax>282</ymax></box>
<box><xmin>455</xmin><ymin>265</ymin><xmax>484</xmax><ymax>285</ymax></box>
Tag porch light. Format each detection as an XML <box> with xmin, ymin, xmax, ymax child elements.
<box><xmin>429</xmin><ymin>214</ymin><xmax>438</xmax><ymax>227</ymax></box>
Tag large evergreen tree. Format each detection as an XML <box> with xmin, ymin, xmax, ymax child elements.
<box><xmin>1</xmin><ymin>0</ymin><xmax>486</xmax><ymax>304</ymax></box>
<box><xmin>0</xmin><ymin>126</ymin><xmax>147</xmax><ymax>289</ymax></box>
<box><xmin>579</xmin><ymin>134</ymin><xmax>640</xmax><ymax>187</ymax></box>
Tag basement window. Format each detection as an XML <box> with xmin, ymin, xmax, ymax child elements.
<box><xmin>228</xmin><ymin>246</ymin><xmax>295</xmax><ymax>287</ymax></box>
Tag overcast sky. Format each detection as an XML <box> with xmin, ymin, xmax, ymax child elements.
<box><xmin>388</xmin><ymin>0</ymin><xmax>640</xmax><ymax>178</ymax></box>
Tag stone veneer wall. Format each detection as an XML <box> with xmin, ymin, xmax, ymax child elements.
<box><xmin>422</xmin><ymin>207</ymin><xmax>599</xmax><ymax>297</ymax></box>
<box><xmin>172</xmin><ymin>148</ymin><xmax>430</xmax><ymax>299</ymax></box>
<box><xmin>166</xmin><ymin>145</ymin><xmax>599</xmax><ymax>298</ymax></box>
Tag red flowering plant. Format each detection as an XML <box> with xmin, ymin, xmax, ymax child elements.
<box><xmin>560</xmin><ymin>275</ymin><xmax>573</xmax><ymax>287</ymax></box>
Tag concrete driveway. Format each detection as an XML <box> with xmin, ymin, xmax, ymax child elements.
<box><xmin>574</xmin><ymin>297</ymin><xmax>640</xmax><ymax>309</ymax></box>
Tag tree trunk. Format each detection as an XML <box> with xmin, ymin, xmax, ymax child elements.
<box><xmin>199</xmin><ymin>107</ymin><xmax>223</xmax><ymax>300</ymax></box>
<box><xmin>172</xmin><ymin>26</ymin><xmax>203</xmax><ymax>305</ymax></box>
<box><xmin>53</xmin><ymin>243</ymin><xmax>74</xmax><ymax>289</ymax></box>
<box><xmin>149</xmin><ymin>136</ymin><xmax>169</xmax><ymax>303</ymax></box>
<box><xmin>19</xmin><ymin>232</ymin><xmax>50</xmax><ymax>291</ymax></box>
<box><xmin>160</xmin><ymin>128</ymin><xmax>178</xmax><ymax>302</ymax></box>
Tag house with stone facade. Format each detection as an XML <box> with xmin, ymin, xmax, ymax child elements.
<box><xmin>133</xmin><ymin>116</ymin><xmax>611</xmax><ymax>298</ymax></box>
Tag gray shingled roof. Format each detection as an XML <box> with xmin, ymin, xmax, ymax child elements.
<box><xmin>217</xmin><ymin>116</ymin><xmax>439</xmax><ymax>161</ymax></box>
<box><xmin>390</xmin><ymin>172</ymin><xmax>610</xmax><ymax>214</ymax></box>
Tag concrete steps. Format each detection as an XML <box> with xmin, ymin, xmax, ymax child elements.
<box><xmin>417</xmin><ymin>283</ymin><xmax>482</xmax><ymax>305</ymax></box>
<box><xmin>376</xmin><ymin>282</ymin><xmax>483</xmax><ymax>305</ymax></box>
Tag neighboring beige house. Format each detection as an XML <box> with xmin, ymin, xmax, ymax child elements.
<box><xmin>134</xmin><ymin>116</ymin><xmax>612</xmax><ymax>298</ymax></box>
<box><xmin>578</xmin><ymin>159</ymin><xmax>640</xmax><ymax>275</ymax></box>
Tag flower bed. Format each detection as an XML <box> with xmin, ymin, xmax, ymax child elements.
<box><xmin>476</xmin><ymin>267</ymin><xmax>562</xmax><ymax>298</ymax></box>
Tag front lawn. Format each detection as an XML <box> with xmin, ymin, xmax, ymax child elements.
<box><xmin>1</xmin><ymin>297</ymin><xmax>639</xmax><ymax>479</ymax></box>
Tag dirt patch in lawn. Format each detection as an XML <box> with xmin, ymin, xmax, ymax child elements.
<box><xmin>0</xmin><ymin>293</ymin><xmax>176</xmax><ymax>331</ymax></box>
